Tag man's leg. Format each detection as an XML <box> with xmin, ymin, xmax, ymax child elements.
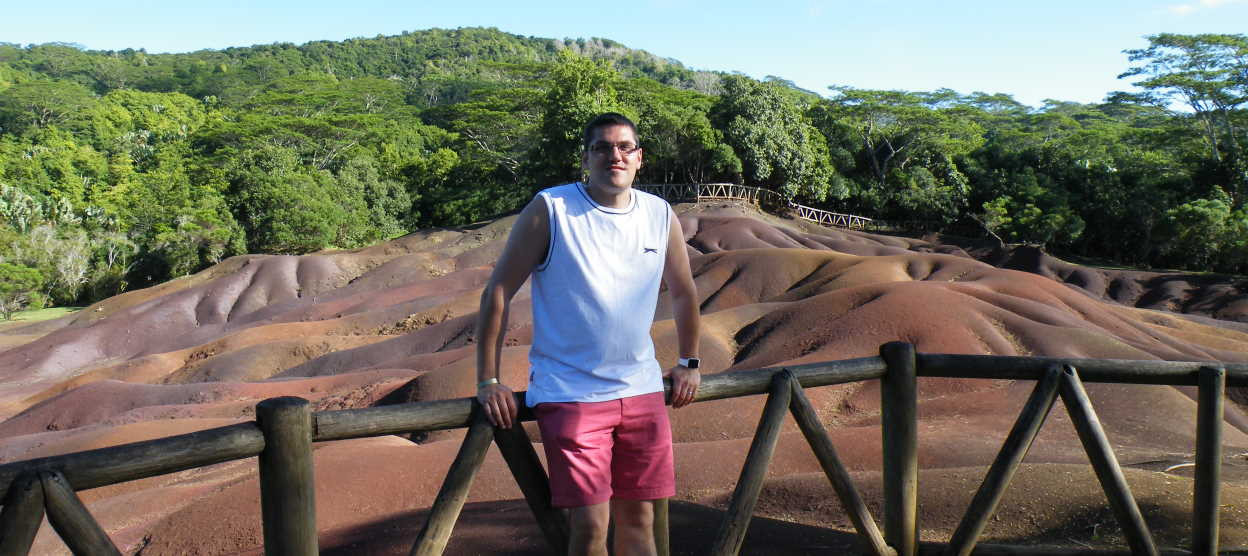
<box><xmin>567</xmin><ymin>502</ymin><xmax>611</xmax><ymax>556</ymax></box>
<box><xmin>535</xmin><ymin>401</ymin><xmax>619</xmax><ymax>555</ymax></box>
<box><xmin>610</xmin><ymin>498</ymin><xmax>656</xmax><ymax>556</ymax></box>
<box><xmin>609</xmin><ymin>392</ymin><xmax>673</xmax><ymax>556</ymax></box>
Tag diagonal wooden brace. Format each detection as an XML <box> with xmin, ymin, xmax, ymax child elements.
<box><xmin>492</xmin><ymin>420</ymin><xmax>569</xmax><ymax>554</ymax></box>
<box><xmin>710</xmin><ymin>370</ymin><xmax>794</xmax><ymax>556</ymax></box>
<box><xmin>1060</xmin><ymin>365</ymin><xmax>1158</xmax><ymax>556</ymax></box>
<box><xmin>0</xmin><ymin>472</ymin><xmax>45</xmax><ymax>556</ymax></box>
<box><xmin>410</xmin><ymin>409</ymin><xmax>494</xmax><ymax>556</ymax></box>
<box><xmin>788</xmin><ymin>374</ymin><xmax>893</xmax><ymax>556</ymax></box>
<box><xmin>944</xmin><ymin>365</ymin><xmax>1061</xmax><ymax>556</ymax></box>
<box><xmin>41</xmin><ymin>470</ymin><xmax>121</xmax><ymax>556</ymax></box>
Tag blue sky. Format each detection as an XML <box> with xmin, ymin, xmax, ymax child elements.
<box><xmin>3</xmin><ymin>0</ymin><xmax>1247</xmax><ymax>108</ymax></box>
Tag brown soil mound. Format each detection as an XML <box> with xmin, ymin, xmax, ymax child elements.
<box><xmin>3</xmin><ymin>202</ymin><xmax>1248</xmax><ymax>554</ymax></box>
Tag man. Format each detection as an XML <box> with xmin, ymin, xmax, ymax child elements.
<box><xmin>474</xmin><ymin>112</ymin><xmax>702</xmax><ymax>556</ymax></box>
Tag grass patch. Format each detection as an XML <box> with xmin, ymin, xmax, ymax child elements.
<box><xmin>5</xmin><ymin>306</ymin><xmax>83</xmax><ymax>323</ymax></box>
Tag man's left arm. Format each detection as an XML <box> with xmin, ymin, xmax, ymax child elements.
<box><xmin>661</xmin><ymin>207</ymin><xmax>701</xmax><ymax>409</ymax></box>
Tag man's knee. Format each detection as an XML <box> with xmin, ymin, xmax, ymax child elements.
<box><xmin>611</xmin><ymin>499</ymin><xmax>655</xmax><ymax>530</ymax></box>
<box><xmin>569</xmin><ymin>503</ymin><xmax>611</xmax><ymax>540</ymax></box>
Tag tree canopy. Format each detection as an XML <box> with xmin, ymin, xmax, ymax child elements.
<box><xmin>2</xmin><ymin>27</ymin><xmax>1248</xmax><ymax>309</ymax></box>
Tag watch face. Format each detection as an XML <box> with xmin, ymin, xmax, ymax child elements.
<box><xmin>681</xmin><ymin>357</ymin><xmax>700</xmax><ymax>369</ymax></box>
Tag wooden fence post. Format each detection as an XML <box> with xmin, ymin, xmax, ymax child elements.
<box><xmin>710</xmin><ymin>371</ymin><xmax>793</xmax><ymax>556</ymax></box>
<box><xmin>1058</xmin><ymin>366</ymin><xmax>1158</xmax><ymax>556</ymax></box>
<box><xmin>256</xmin><ymin>397</ymin><xmax>318</xmax><ymax>556</ymax></box>
<box><xmin>0</xmin><ymin>472</ymin><xmax>45</xmax><ymax>556</ymax></box>
<box><xmin>653</xmin><ymin>497</ymin><xmax>670</xmax><ymax>556</ymax></box>
<box><xmin>880</xmin><ymin>342</ymin><xmax>919</xmax><ymax>556</ymax></box>
<box><xmin>944</xmin><ymin>366</ymin><xmax>1061</xmax><ymax>556</ymax></box>
<box><xmin>40</xmin><ymin>470</ymin><xmax>121</xmax><ymax>556</ymax></box>
<box><xmin>1194</xmin><ymin>366</ymin><xmax>1225</xmax><ymax>556</ymax></box>
<box><xmin>411</xmin><ymin>411</ymin><xmax>494</xmax><ymax>556</ymax></box>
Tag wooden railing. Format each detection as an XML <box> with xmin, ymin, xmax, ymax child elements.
<box><xmin>635</xmin><ymin>183</ymin><xmax>772</xmax><ymax>206</ymax></box>
<box><xmin>789</xmin><ymin>203</ymin><xmax>874</xmax><ymax>230</ymax></box>
<box><xmin>635</xmin><ymin>183</ymin><xmax>873</xmax><ymax>230</ymax></box>
<box><xmin>0</xmin><ymin>344</ymin><xmax>1242</xmax><ymax>555</ymax></box>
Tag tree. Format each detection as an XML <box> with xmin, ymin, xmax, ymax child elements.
<box><xmin>245</xmin><ymin>73</ymin><xmax>405</xmax><ymax>118</ymax></box>
<box><xmin>90</xmin><ymin>56</ymin><xmax>137</xmax><ymax>92</ymax></box>
<box><xmin>92</xmin><ymin>89</ymin><xmax>209</xmax><ymax>148</ymax></box>
<box><xmin>813</xmin><ymin>87</ymin><xmax>984</xmax><ymax>218</ymax></box>
<box><xmin>422</xmin><ymin>82</ymin><xmax>543</xmax><ymax>186</ymax></box>
<box><xmin>6</xmin><ymin>27</ymin><xmax>1248</xmax><ymax>280</ymax></box>
<box><xmin>0</xmin><ymin>183</ymin><xmax>41</xmax><ymax>233</ymax></box>
<box><xmin>224</xmin><ymin>143</ymin><xmax>367</xmax><ymax>254</ymax></box>
<box><xmin>0</xmin><ymin>80</ymin><xmax>97</xmax><ymax>135</ymax></box>
<box><xmin>87</xmin><ymin>229</ymin><xmax>135</xmax><ymax>299</ymax></box>
<box><xmin>619</xmin><ymin>78</ymin><xmax>740</xmax><ymax>184</ymax></box>
<box><xmin>529</xmin><ymin>50</ymin><xmax>628</xmax><ymax>187</ymax></box>
<box><xmin>0</xmin><ymin>263</ymin><xmax>43</xmax><ymax>320</ymax></box>
<box><xmin>232</xmin><ymin>168</ymin><xmax>353</xmax><ymax>254</ymax></box>
<box><xmin>1119</xmin><ymin>33</ymin><xmax>1248</xmax><ymax>202</ymax></box>
<box><xmin>979</xmin><ymin>169</ymin><xmax>1085</xmax><ymax>247</ymax></box>
<box><xmin>710</xmin><ymin>75</ymin><xmax>837</xmax><ymax>201</ymax></box>
<box><xmin>337</xmin><ymin>154</ymin><xmax>408</xmax><ymax>241</ymax></box>
<box><xmin>6</xmin><ymin>224</ymin><xmax>91</xmax><ymax>305</ymax></box>
<box><xmin>1158</xmin><ymin>189</ymin><xmax>1234</xmax><ymax>270</ymax></box>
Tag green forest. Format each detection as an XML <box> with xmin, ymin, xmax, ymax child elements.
<box><xmin>0</xmin><ymin>27</ymin><xmax>1246</xmax><ymax>318</ymax></box>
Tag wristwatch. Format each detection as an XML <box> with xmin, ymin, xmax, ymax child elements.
<box><xmin>677</xmin><ymin>357</ymin><xmax>700</xmax><ymax>370</ymax></box>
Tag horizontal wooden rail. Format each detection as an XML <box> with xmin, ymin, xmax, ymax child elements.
<box><xmin>0</xmin><ymin>422</ymin><xmax>263</xmax><ymax>497</ymax></box>
<box><xmin>314</xmin><ymin>357</ymin><xmax>888</xmax><ymax>441</ymax></box>
<box><xmin>0</xmin><ymin>357</ymin><xmax>885</xmax><ymax>496</ymax></box>
<box><xmin>691</xmin><ymin>357</ymin><xmax>887</xmax><ymax>401</ymax></box>
<box><xmin>3</xmin><ymin>352</ymin><xmax>1243</xmax><ymax>495</ymax></box>
<box><xmin>917</xmin><ymin>353</ymin><xmax>1248</xmax><ymax>385</ymax></box>
<box><xmin>314</xmin><ymin>397</ymin><xmax>476</xmax><ymax>442</ymax></box>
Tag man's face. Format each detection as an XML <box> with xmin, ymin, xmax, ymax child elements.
<box><xmin>582</xmin><ymin>124</ymin><xmax>643</xmax><ymax>189</ymax></box>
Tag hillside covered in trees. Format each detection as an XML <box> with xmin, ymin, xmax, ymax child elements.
<box><xmin>1</xmin><ymin>27</ymin><xmax>1246</xmax><ymax>316</ymax></box>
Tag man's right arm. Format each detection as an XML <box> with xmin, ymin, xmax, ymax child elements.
<box><xmin>476</xmin><ymin>197</ymin><xmax>550</xmax><ymax>428</ymax></box>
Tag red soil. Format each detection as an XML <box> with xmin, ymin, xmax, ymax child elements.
<box><xmin>3</xmin><ymin>202</ymin><xmax>1248</xmax><ymax>554</ymax></box>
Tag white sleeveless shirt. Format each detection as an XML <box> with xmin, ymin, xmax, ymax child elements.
<box><xmin>526</xmin><ymin>182</ymin><xmax>671</xmax><ymax>406</ymax></box>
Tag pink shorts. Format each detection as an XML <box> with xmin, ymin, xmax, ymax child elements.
<box><xmin>535</xmin><ymin>391</ymin><xmax>675</xmax><ymax>508</ymax></box>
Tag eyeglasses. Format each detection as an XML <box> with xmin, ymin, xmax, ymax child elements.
<box><xmin>587</xmin><ymin>142</ymin><xmax>641</xmax><ymax>156</ymax></box>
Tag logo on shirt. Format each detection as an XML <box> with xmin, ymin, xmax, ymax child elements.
<box><xmin>643</xmin><ymin>247</ymin><xmax>658</xmax><ymax>254</ymax></box>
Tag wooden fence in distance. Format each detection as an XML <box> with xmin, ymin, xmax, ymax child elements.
<box><xmin>0</xmin><ymin>344</ymin><xmax>1242</xmax><ymax>555</ymax></box>
<box><xmin>635</xmin><ymin>183</ymin><xmax>873</xmax><ymax>230</ymax></box>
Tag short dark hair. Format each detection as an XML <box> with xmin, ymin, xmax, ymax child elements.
<box><xmin>582</xmin><ymin>112</ymin><xmax>639</xmax><ymax>150</ymax></box>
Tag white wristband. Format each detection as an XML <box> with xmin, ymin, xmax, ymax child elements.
<box><xmin>477</xmin><ymin>377</ymin><xmax>500</xmax><ymax>389</ymax></box>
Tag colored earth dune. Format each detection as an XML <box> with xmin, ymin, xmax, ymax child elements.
<box><xmin>2</xmin><ymin>202</ymin><xmax>1248</xmax><ymax>554</ymax></box>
